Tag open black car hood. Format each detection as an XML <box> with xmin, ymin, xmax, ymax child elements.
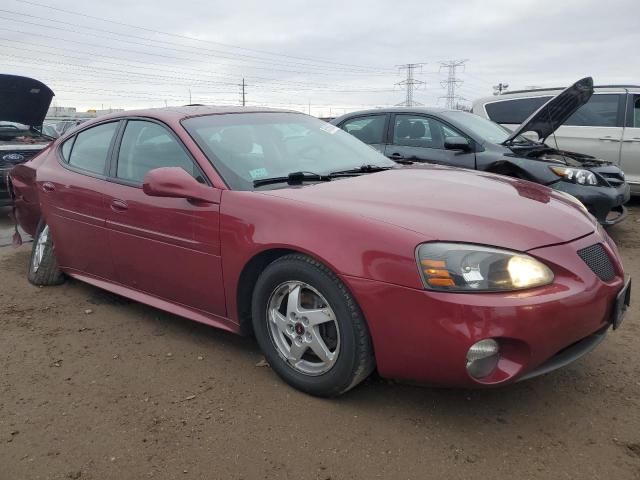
<box><xmin>502</xmin><ymin>77</ymin><xmax>593</xmax><ymax>145</ymax></box>
<box><xmin>0</xmin><ymin>74</ymin><xmax>54</xmax><ymax>127</ymax></box>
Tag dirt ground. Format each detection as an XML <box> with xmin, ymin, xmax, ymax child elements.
<box><xmin>1</xmin><ymin>202</ymin><xmax>639</xmax><ymax>480</ymax></box>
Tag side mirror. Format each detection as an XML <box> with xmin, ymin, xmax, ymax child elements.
<box><xmin>142</xmin><ymin>167</ymin><xmax>219</xmax><ymax>204</ymax></box>
<box><xmin>444</xmin><ymin>136</ymin><xmax>472</xmax><ymax>152</ymax></box>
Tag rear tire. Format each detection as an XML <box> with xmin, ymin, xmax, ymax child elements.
<box><xmin>28</xmin><ymin>220</ymin><xmax>65</xmax><ymax>286</ymax></box>
<box><xmin>251</xmin><ymin>254</ymin><xmax>375</xmax><ymax>397</ymax></box>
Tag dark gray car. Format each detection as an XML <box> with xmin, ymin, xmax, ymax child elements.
<box><xmin>331</xmin><ymin>78</ymin><xmax>630</xmax><ymax>226</ymax></box>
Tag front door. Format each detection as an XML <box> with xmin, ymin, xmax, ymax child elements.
<box><xmin>104</xmin><ymin>119</ymin><xmax>226</xmax><ymax>317</ymax></box>
<box><xmin>385</xmin><ymin>114</ymin><xmax>476</xmax><ymax>169</ymax></box>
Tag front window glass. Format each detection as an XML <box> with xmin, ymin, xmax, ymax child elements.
<box><xmin>68</xmin><ymin>122</ymin><xmax>118</xmax><ymax>174</ymax></box>
<box><xmin>117</xmin><ymin>120</ymin><xmax>199</xmax><ymax>183</ymax></box>
<box><xmin>183</xmin><ymin>113</ymin><xmax>395</xmax><ymax>190</ymax></box>
<box><xmin>634</xmin><ymin>96</ymin><xmax>640</xmax><ymax>128</ymax></box>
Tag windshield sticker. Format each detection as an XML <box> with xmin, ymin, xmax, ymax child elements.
<box><xmin>320</xmin><ymin>124</ymin><xmax>340</xmax><ymax>135</ymax></box>
<box><xmin>249</xmin><ymin>167</ymin><xmax>269</xmax><ymax>180</ymax></box>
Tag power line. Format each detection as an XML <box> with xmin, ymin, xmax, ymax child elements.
<box><xmin>439</xmin><ymin>59</ymin><xmax>467</xmax><ymax>109</ymax></box>
<box><xmin>10</xmin><ymin>0</ymin><xmax>395</xmax><ymax>73</ymax></box>
<box><xmin>395</xmin><ymin>63</ymin><xmax>426</xmax><ymax>107</ymax></box>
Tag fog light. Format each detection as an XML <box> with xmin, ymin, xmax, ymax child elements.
<box><xmin>466</xmin><ymin>339</ymin><xmax>500</xmax><ymax>379</ymax></box>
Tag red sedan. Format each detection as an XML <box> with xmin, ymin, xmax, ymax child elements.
<box><xmin>9</xmin><ymin>106</ymin><xmax>631</xmax><ymax>397</ymax></box>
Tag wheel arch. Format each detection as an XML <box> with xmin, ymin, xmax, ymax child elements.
<box><xmin>236</xmin><ymin>248</ymin><xmax>301</xmax><ymax>336</ymax></box>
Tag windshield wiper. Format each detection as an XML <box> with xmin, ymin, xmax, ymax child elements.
<box><xmin>253</xmin><ymin>171</ymin><xmax>332</xmax><ymax>188</ymax></box>
<box><xmin>329</xmin><ymin>164</ymin><xmax>395</xmax><ymax>175</ymax></box>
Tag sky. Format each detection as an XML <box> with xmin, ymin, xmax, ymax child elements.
<box><xmin>2</xmin><ymin>0</ymin><xmax>639</xmax><ymax>117</ymax></box>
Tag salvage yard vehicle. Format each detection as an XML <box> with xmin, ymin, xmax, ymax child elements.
<box><xmin>10</xmin><ymin>106</ymin><xmax>631</xmax><ymax>397</ymax></box>
<box><xmin>0</xmin><ymin>74</ymin><xmax>55</xmax><ymax>207</ymax></box>
<box><xmin>473</xmin><ymin>80</ymin><xmax>640</xmax><ymax>194</ymax></box>
<box><xmin>332</xmin><ymin>78</ymin><xmax>630</xmax><ymax>226</ymax></box>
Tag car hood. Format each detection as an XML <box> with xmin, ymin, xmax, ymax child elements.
<box><xmin>502</xmin><ymin>77</ymin><xmax>593</xmax><ymax>145</ymax></box>
<box><xmin>261</xmin><ymin>166</ymin><xmax>595</xmax><ymax>252</ymax></box>
<box><xmin>0</xmin><ymin>74</ymin><xmax>54</xmax><ymax>127</ymax></box>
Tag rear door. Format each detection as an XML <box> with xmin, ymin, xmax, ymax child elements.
<box><xmin>384</xmin><ymin>114</ymin><xmax>476</xmax><ymax>168</ymax></box>
<box><xmin>104</xmin><ymin>118</ymin><xmax>226</xmax><ymax>317</ymax></box>
<box><xmin>621</xmin><ymin>92</ymin><xmax>640</xmax><ymax>190</ymax></box>
<box><xmin>336</xmin><ymin>114</ymin><xmax>389</xmax><ymax>153</ymax></box>
<box><xmin>40</xmin><ymin>121</ymin><xmax>119</xmax><ymax>279</ymax></box>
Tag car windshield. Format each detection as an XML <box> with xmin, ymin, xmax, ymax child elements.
<box><xmin>182</xmin><ymin>112</ymin><xmax>395</xmax><ymax>190</ymax></box>
<box><xmin>442</xmin><ymin>111</ymin><xmax>531</xmax><ymax>145</ymax></box>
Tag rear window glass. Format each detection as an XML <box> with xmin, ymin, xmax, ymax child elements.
<box><xmin>484</xmin><ymin>97</ymin><xmax>552</xmax><ymax>124</ymax></box>
<box><xmin>340</xmin><ymin>115</ymin><xmax>386</xmax><ymax>144</ymax></box>
<box><xmin>68</xmin><ymin>122</ymin><xmax>118</xmax><ymax>175</ymax></box>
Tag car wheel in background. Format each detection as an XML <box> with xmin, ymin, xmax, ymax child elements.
<box><xmin>28</xmin><ymin>221</ymin><xmax>65</xmax><ymax>286</ymax></box>
<box><xmin>251</xmin><ymin>254</ymin><xmax>375</xmax><ymax>397</ymax></box>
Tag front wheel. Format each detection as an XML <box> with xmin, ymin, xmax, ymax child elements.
<box><xmin>28</xmin><ymin>221</ymin><xmax>65</xmax><ymax>286</ymax></box>
<box><xmin>251</xmin><ymin>254</ymin><xmax>375</xmax><ymax>397</ymax></box>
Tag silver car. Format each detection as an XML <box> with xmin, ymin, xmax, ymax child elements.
<box><xmin>473</xmin><ymin>84</ymin><xmax>640</xmax><ymax>194</ymax></box>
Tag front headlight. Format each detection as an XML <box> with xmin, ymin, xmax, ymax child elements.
<box><xmin>550</xmin><ymin>166</ymin><xmax>598</xmax><ymax>185</ymax></box>
<box><xmin>416</xmin><ymin>243</ymin><xmax>554</xmax><ymax>292</ymax></box>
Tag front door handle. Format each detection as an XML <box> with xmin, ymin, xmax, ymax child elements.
<box><xmin>42</xmin><ymin>182</ymin><xmax>55</xmax><ymax>193</ymax></box>
<box><xmin>389</xmin><ymin>152</ymin><xmax>405</xmax><ymax>160</ymax></box>
<box><xmin>110</xmin><ymin>199</ymin><xmax>129</xmax><ymax>212</ymax></box>
<box><xmin>599</xmin><ymin>136</ymin><xmax>621</xmax><ymax>142</ymax></box>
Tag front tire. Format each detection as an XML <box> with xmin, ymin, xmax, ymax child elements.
<box><xmin>251</xmin><ymin>254</ymin><xmax>375</xmax><ymax>397</ymax></box>
<box><xmin>28</xmin><ymin>221</ymin><xmax>65</xmax><ymax>286</ymax></box>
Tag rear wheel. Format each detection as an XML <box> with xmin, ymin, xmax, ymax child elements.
<box><xmin>28</xmin><ymin>221</ymin><xmax>65</xmax><ymax>286</ymax></box>
<box><xmin>251</xmin><ymin>254</ymin><xmax>375</xmax><ymax>397</ymax></box>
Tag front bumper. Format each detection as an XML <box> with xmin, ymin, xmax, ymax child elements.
<box><xmin>342</xmin><ymin>233</ymin><xmax>626</xmax><ymax>387</ymax></box>
<box><xmin>550</xmin><ymin>180</ymin><xmax>630</xmax><ymax>226</ymax></box>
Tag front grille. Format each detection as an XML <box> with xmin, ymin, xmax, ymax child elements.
<box><xmin>600</xmin><ymin>171</ymin><xmax>625</xmax><ymax>187</ymax></box>
<box><xmin>577</xmin><ymin>243</ymin><xmax>616</xmax><ymax>282</ymax></box>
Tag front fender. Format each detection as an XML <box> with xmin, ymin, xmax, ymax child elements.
<box><xmin>219</xmin><ymin>190</ymin><xmax>425</xmax><ymax>323</ymax></box>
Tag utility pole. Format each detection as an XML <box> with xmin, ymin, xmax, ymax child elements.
<box><xmin>239</xmin><ymin>78</ymin><xmax>247</xmax><ymax>107</ymax></box>
<box><xmin>440</xmin><ymin>60</ymin><xmax>467</xmax><ymax>109</ymax></box>
<box><xmin>493</xmin><ymin>82</ymin><xmax>509</xmax><ymax>95</ymax></box>
<box><xmin>188</xmin><ymin>88</ymin><xmax>192</xmax><ymax>104</ymax></box>
<box><xmin>395</xmin><ymin>63</ymin><xmax>426</xmax><ymax>106</ymax></box>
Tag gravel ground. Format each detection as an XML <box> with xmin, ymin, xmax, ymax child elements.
<box><xmin>1</xmin><ymin>202</ymin><xmax>639</xmax><ymax>480</ymax></box>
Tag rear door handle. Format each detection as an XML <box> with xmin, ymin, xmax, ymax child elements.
<box><xmin>110</xmin><ymin>199</ymin><xmax>129</xmax><ymax>212</ymax></box>
<box><xmin>389</xmin><ymin>152</ymin><xmax>405</xmax><ymax>160</ymax></box>
<box><xmin>622</xmin><ymin>137</ymin><xmax>640</xmax><ymax>143</ymax></box>
<box><xmin>42</xmin><ymin>182</ymin><xmax>55</xmax><ymax>192</ymax></box>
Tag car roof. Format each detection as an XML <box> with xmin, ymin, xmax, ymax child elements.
<box><xmin>473</xmin><ymin>84</ymin><xmax>638</xmax><ymax>107</ymax></box>
<box><xmin>336</xmin><ymin>107</ymin><xmax>454</xmax><ymax>118</ymax></box>
<box><xmin>89</xmin><ymin>105</ymin><xmax>300</xmax><ymax>123</ymax></box>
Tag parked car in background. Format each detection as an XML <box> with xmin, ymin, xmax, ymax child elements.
<box><xmin>473</xmin><ymin>82</ymin><xmax>640</xmax><ymax>194</ymax></box>
<box><xmin>10</xmin><ymin>106</ymin><xmax>630</xmax><ymax>396</ymax></box>
<box><xmin>332</xmin><ymin>78</ymin><xmax>630</xmax><ymax>226</ymax></box>
<box><xmin>0</xmin><ymin>74</ymin><xmax>55</xmax><ymax>207</ymax></box>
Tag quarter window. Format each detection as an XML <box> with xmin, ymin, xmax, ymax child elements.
<box><xmin>565</xmin><ymin>94</ymin><xmax>621</xmax><ymax>127</ymax></box>
<box><xmin>340</xmin><ymin>115</ymin><xmax>386</xmax><ymax>144</ymax></box>
<box><xmin>67</xmin><ymin>122</ymin><xmax>119</xmax><ymax>175</ymax></box>
<box><xmin>117</xmin><ymin>120</ymin><xmax>199</xmax><ymax>183</ymax></box>
<box><xmin>60</xmin><ymin>137</ymin><xmax>73</xmax><ymax>162</ymax></box>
